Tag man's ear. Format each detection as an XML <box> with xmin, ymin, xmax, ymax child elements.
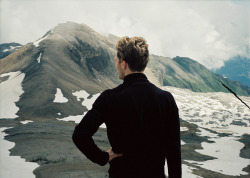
<box><xmin>121</xmin><ymin>60</ymin><xmax>127</xmax><ymax>70</ymax></box>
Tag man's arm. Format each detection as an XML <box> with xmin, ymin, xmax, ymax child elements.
<box><xmin>166</xmin><ymin>94</ymin><xmax>182</xmax><ymax>178</ymax></box>
<box><xmin>72</xmin><ymin>91</ymin><xmax>109</xmax><ymax>166</ymax></box>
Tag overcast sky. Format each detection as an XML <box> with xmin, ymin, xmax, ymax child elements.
<box><xmin>1</xmin><ymin>0</ymin><xmax>249</xmax><ymax>69</ymax></box>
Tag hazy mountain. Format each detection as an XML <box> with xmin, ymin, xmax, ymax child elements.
<box><xmin>0</xmin><ymin>43</ymin><xmax>23</xmax><ymax>59</ymax></box>
<box><xmin>213</xmin><ymin>56</ymin><xmax>250</xmax><ymax>87</ymax></box>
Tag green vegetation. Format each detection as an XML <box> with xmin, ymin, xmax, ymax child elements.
<box><xmin>148</xmin><ymin>55</ymin><xmax>250</xmax><ymax>96</ymax></box>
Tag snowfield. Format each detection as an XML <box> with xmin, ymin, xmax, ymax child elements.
<box><xmin>163</xmin><ymin>86</ymin><xmax>250</xmax><ymax>134</ymax></box>
<box><xmin>0</xmin><ymin>71</ymin><xmax>25</xmax><ymax>119</ymax></box>
<box><xmin>188</xmin><ymin>136</ymin><xmax>249</xmax><ymax>176</ymax></box>
<box><xmin>0</xmin><ymin>127</ymin><xmax>39</xmax><ymax>178</ymax></box>
<box><xmin>163</xmin><ymin>86</ymin><xmax>249</xmax><ymax>176</ymax></box>
<box><xmin>0</xmin><ymin>72</ymin><xmax>39</xmax><ymax>177</ymax></box>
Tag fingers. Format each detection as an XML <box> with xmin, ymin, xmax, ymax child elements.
<box><xmin>107</xmin><ymin>147</ymin><xmax>123</xmax><ymax>161</ymax></box>
<box><xmin>115</xmin><ymin>153</ymin><xmax>123</xmax><ymax>157</ymax></box>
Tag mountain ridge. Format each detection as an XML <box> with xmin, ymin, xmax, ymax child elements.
<box><xmin>0</xmin><ymin>22</ymin><xmax>249</xmax><ymax>115</ymax></box>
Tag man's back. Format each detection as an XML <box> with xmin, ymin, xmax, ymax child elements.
<box><xmin>102</xmin><ymin>73</ymin><xmax>181</xmax><ymax>177</ymax></box>
<box><xmin>72</xmin><ymin>36</ymin><xmax>181</xmax><ymax>178</ymax></box>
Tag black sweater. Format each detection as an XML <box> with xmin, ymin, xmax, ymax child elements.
<box><xmin>72</xmin><ymin>73</ymin><xmax>181</xmax><ymax>178</ymax></box>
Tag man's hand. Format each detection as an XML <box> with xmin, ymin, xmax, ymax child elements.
<box><xmin>107</xmin><ymin>147</ymin><xmax>123</xmax><ymax>162</ymax></box>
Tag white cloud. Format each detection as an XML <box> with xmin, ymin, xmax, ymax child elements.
<box><xmin>0</xmin><ymin>0</ymin><xmax>249</xmax><ymax>69</ymax></box>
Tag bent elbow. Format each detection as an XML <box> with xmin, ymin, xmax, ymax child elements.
<box><xmin>72</xmin><ymin>129</ymin><xmax>81</xmax><ymax>146</ymax></box>
<box><xmin>72</xmin><ymin>129</ymin><xmax>89</xmax><ymax>148</ymax></box>
<box><xmin>72</xmin><ymin>131</ymin><xmax>77</xmax><ymax>145</ymax></box>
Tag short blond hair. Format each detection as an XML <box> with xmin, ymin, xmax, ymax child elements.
<box><xmin>116</xmin><ymin>36</ymin><xmax>149</xmax><ymax>72</ymax></box>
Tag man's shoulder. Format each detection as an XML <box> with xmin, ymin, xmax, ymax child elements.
<box><xmin>103</xmin><ymin>82</ymin><xmax>173</xmax><ymax>96</ymax></box>
<box><xmin>98</xmin><ymin>85</ymin><xmax>122</xmax><ymax>99</ymax></box>
<box><xmin>103</xmin><ymin>83</ymin><xmax>125</xmax><ymax>94</ymax></box>
<box><xmin>151</xmin><ymin>84</ymin><xmax>174</xmax><ymax>99</ymax></box>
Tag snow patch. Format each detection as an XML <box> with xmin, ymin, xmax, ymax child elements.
<box><xmin>180</xmin><ymin>127</ymin><xmax>188</xmax><ymax>132</ymax></box>
<box><xmin>0</xmin><ymin>127</ymin><xmax>39</xmax><ymax>178</ymax></box>
<box><xmin>72</xmin><ymin>90</ymin><xmax>100</xmax><ymax>110</ymax></box>
<box><xmin>58</xmin><ymin>90</ymin><xmax>105</xmax><ymax>127</ymax></box>
<box><xmin>60</xmin><ymin>112</ymin><xmax>87</xmax><ymax>123</ymax></box>
<box><xmin>181</xmin><ymin>140</ymin><xmax>186</xmax><ymax>145</ymax></box>
<box><xmin>37</xmin><ymin>53</ymin><xmax>42</xmax><ymax>63</ymax></box>
<box><xmin>82</xmin><ymin>93</ymin><xmax>100</xmax><ymax>110</ymax></box>
<box><xmin>20</xmin><ymin>120</ymin><xmax>33</xmax><ymax>124</ymax></box>
<box><xmin>73</xmin><ymin>90</ymin><xmax>89</xmax><ymax>102</ymax></box>
<box><xmin>10</xmin><ymin>46</ymin><xmax>21</xmax><ymax>50</ymax></box>
<box><xmin>0</xmin><ymin>71</ymin><xmax>25</xmax><ymax>119</ymax></box>
<box><xmin>2</xmin><ymin>46</ymin><xmax>21</xmax><ymax>52</ymax></box>
<box><xmin>187</xmin><ymin>137</ymin><xmax>249</xmax><ymax>176</ymax></box>
<box><xmin>53</xmin><ymin>88</ymin><xmax>68</xmax><ymax>103</ymax></box>
<box><xmin>197</xmin><ymin>128</ymin><xmax>219</xmax><ymax>138</ymax></box>
<box><xmin>33</xmin><ymin>28</ymin><xmax>54</xmax><ymax>47</ymax></box>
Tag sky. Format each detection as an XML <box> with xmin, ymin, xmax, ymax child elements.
<box><xmin>0</xmin><ymin>0</ymin><xmax>249</xmax><ymax>69</ymax></box>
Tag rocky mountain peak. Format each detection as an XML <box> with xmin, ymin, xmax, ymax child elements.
<box><xmin>34</xmin><ymin>22</ymin><xmax>114</xmax><ymax>50</ymax></box>
<box><xmin>0</xmin><ymin>21</ymin><xmax>249</xmax><ymax>120</ymax></box>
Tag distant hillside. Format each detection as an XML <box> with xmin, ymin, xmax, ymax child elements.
<box><xmin>0</xmin><ymin>43</ymin><xmax>23</xmax><ymax>59</ymax></box>
<box><xmin>213</xmin><ymin>56</ymin><xmax>250</xmax><ymax>87</ymax></box>
<box><xmin>147</xmin><ymin>55</ymin><xmax>250</xmax><ymax>96</ymax></box>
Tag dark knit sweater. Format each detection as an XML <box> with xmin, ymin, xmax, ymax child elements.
<box><xmin>72</xmin><ymin>73</ymin><xmax>181</xmax><ymax>178</ymax></box>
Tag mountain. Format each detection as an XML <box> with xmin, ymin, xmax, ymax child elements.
<box><xmin>147</xmin><ymin>55</ymin><xmax>249</xmax><ymax>96</ymax></box>
<box><xmin>0</xmin><ymin>22</ymin><xmax>249</xmax><ymax>178</ymax></box>
<box><xmin>213</xmin><ymin>56</ymin><xmax>250</xmax><ymax>87</ymax></box>
<box><xmin>0</xmin><ymin>42</ymin><xmax>23</xmax><ymax>59</ymax></box>
<box><xmin>0</xmin><ymin>22</ymin><xmax>121</xmax><ymax>119</ymax></box>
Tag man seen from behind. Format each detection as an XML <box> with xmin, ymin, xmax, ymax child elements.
<box><xmin>72</xmin><ymin>36</ymin><xmax>182</xmax><ymax>178</ymax></box>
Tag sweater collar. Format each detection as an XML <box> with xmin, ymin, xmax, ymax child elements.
<box><xmin>123</xmin><ymin>73</ymin><xmax>148</xmax><ymax>84</ymax></box>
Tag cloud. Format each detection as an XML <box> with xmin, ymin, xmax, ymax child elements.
<box><xmin>0</xmin><ymin>0</ymin><xmax>249</xmax><ymax>69</ymax></box>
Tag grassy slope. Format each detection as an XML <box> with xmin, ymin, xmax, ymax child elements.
<box><xmin>148</xmin><ymin>55</ymin><xmax>250</xmax><ymax>96</ymax></box>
